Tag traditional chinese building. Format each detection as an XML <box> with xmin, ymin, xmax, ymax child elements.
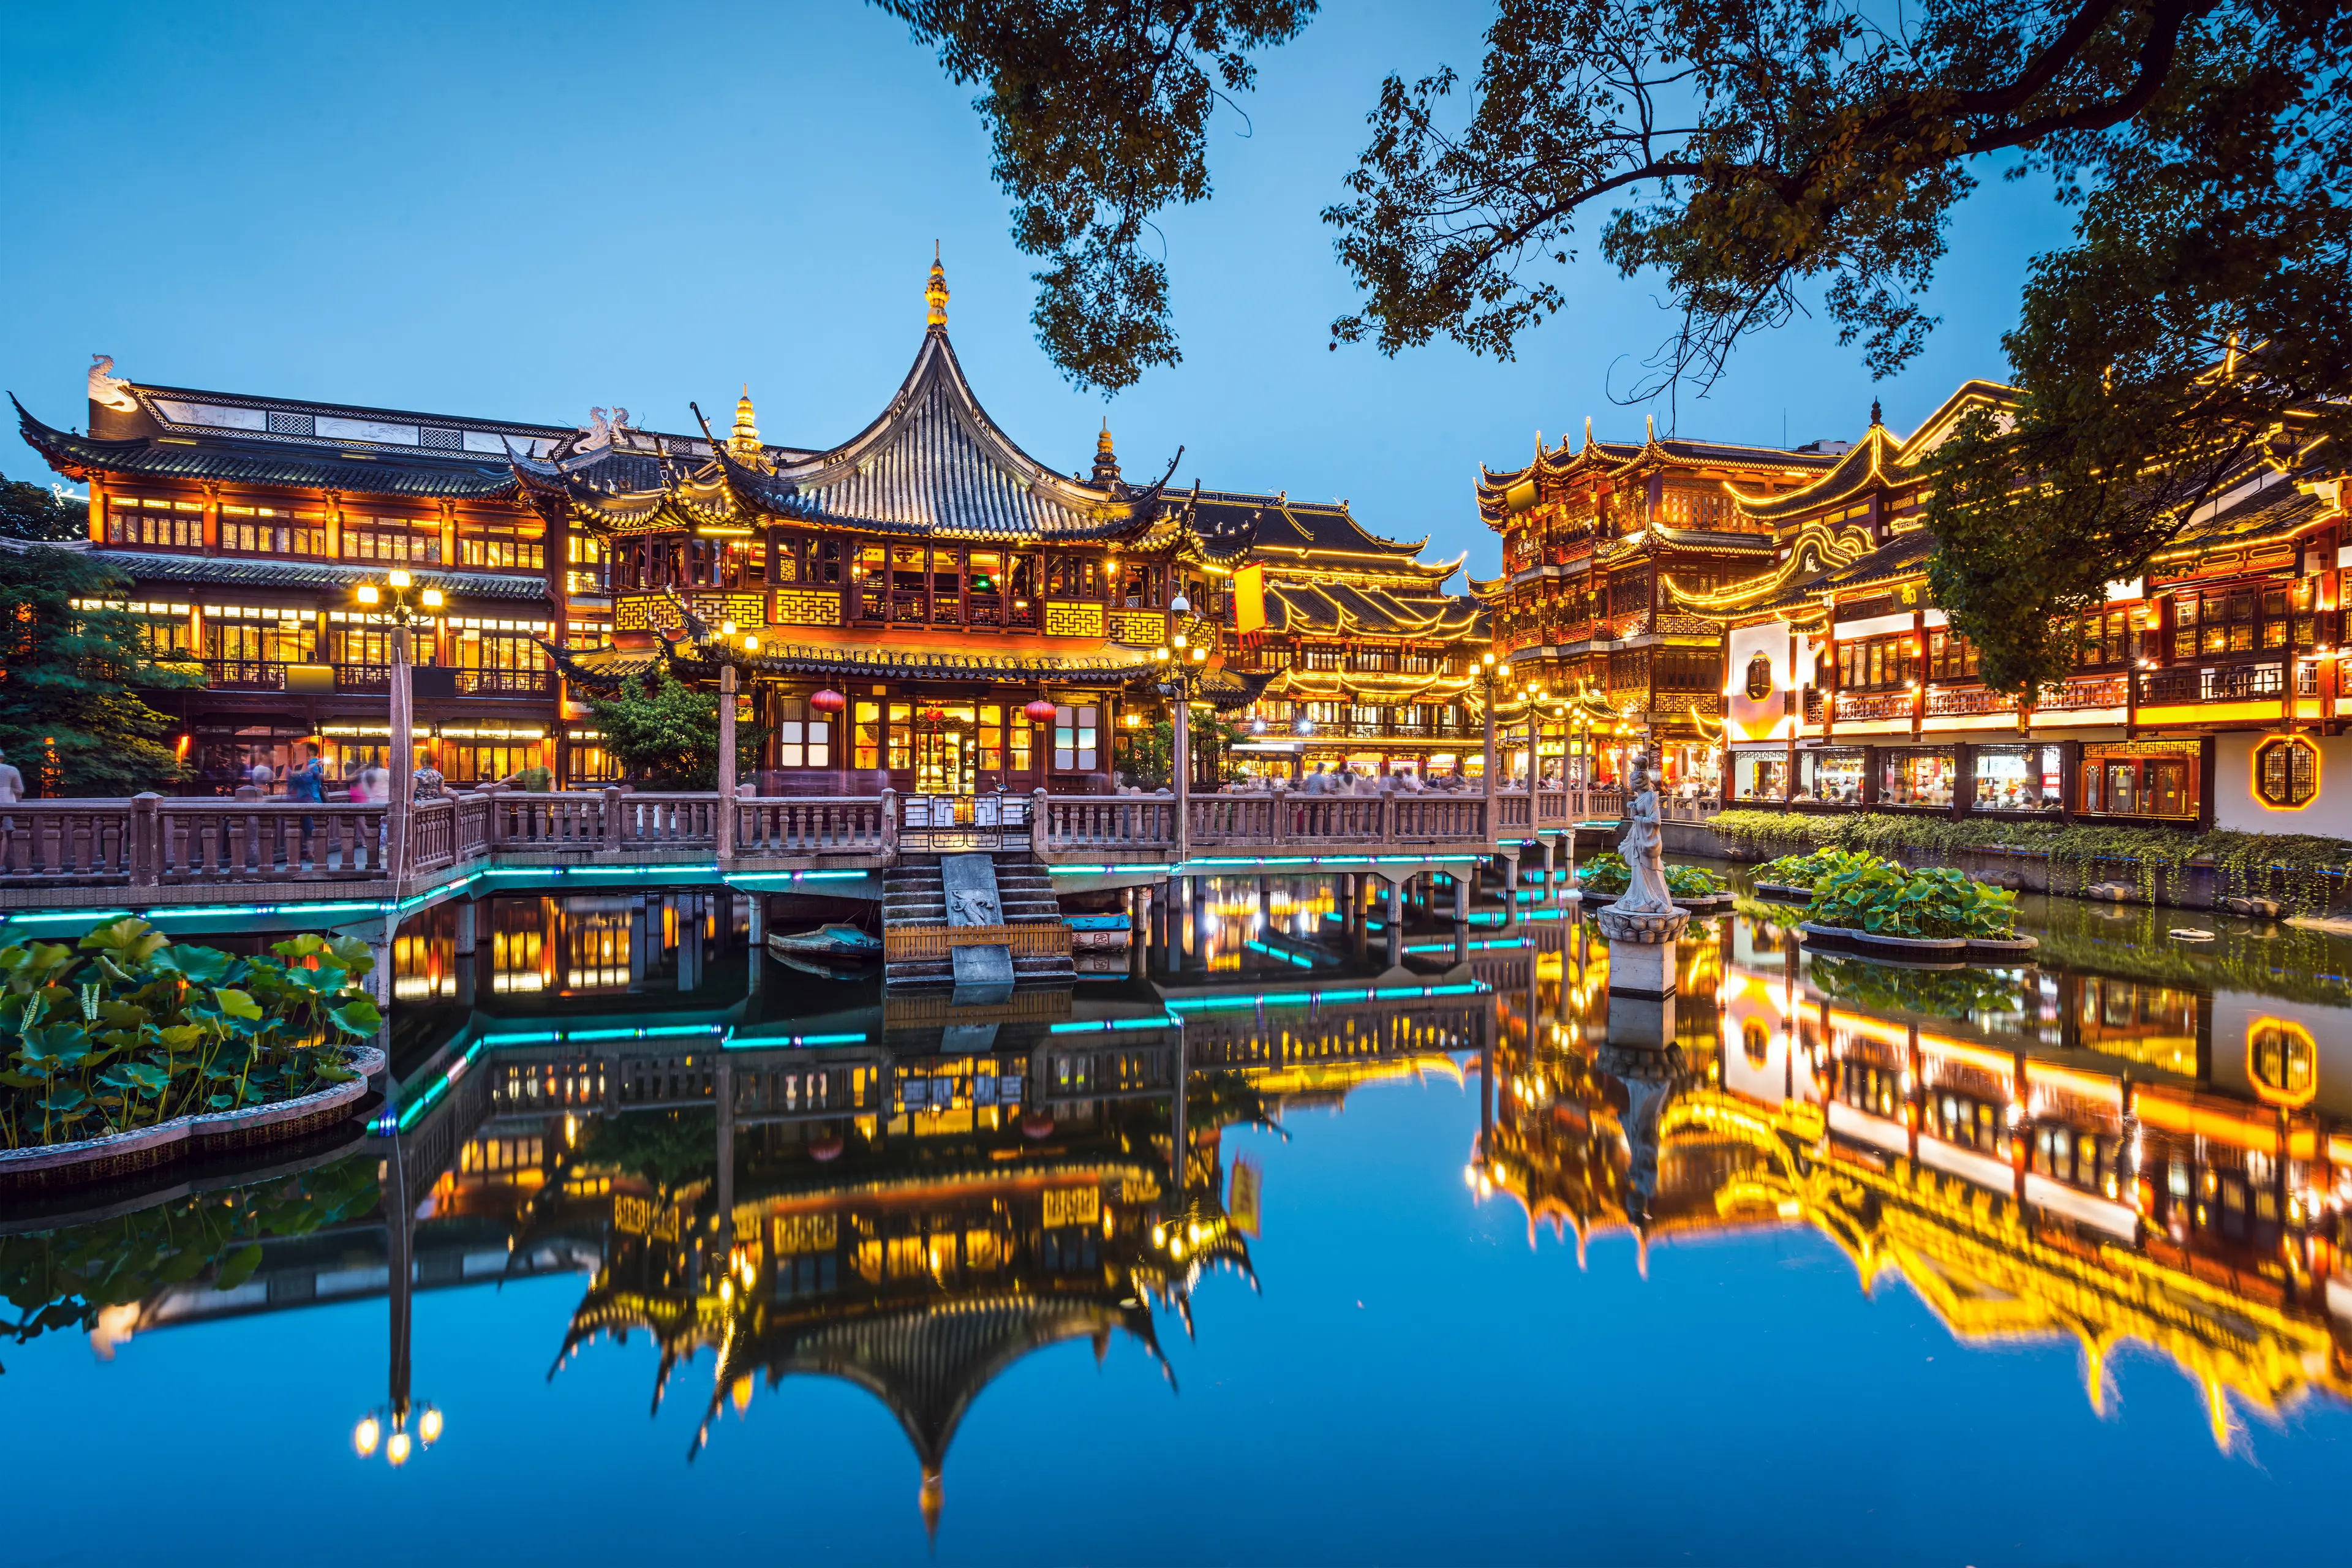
<box><xmin>1163</xmin><ymin>490</ymin><xmax>1487</xmax><ymax>782</ymax></box>
<box><xmin>1472</xmin><ymin>420</ymin><xmax>1842</xmax><ymax>790</ymax></box>
<box><xmin>1681</xmin><ymin>383</ymin><xmax>2351</xmax><ymax>834</ymax></box>
<box><xmin>20</xmin><ymin>257</ymin><xmax>1461</xmax><ymax>799</ymax></box>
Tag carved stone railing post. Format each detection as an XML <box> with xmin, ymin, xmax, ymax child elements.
<box><xmin>881</xmin><ymin>788</ymin><xmax>899</xmax><ymax>859</ymax></box>
<box><xmin>1031</xmin><ymin>787</ymin><xmax>1049</xmax><ymax>857</ymax></box>
<box><xmin>129</xmin><ymin>793</ymin><xmax>159</xmax><ymax>888</ymax></box>
<box><xmin>601</xmin><ymin>785</ymin><xmax>623</xmax><ymax>854</ymax></box>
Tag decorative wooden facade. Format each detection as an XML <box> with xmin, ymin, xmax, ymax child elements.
<box><xmin>1683</xmin><ymin>382</ymin><xmax>2352</xmax><ymax>834</ymax></box>
<box><xmin>18</xmin><ymin>258</ymin><xmax>1391</xmax><ymax>797</ymax></box>
<box><xmin>1166</xmin><ymin>490</ymin><xmax>1489</xmax><ymax>781</ymax></box>
<box><xmin>1472</xmin><ymin>419</ymin><xmax>1841</xmax><ymax>789</ymax></box>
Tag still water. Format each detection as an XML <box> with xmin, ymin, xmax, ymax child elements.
<box><xmin>6</xmin><ymin>871</ymin><xmax>2352</xmax><ymax>1566</ymax></box>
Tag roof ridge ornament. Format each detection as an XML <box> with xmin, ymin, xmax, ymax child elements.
<box><xmin>89</xmin><ymin>354</ymin><xmax>137</xmax><ymax>413</ymax></box>
<box><xmin>926</xmin><ymin>244</ymin><xmax>949</xmax><ymax>328</ymax></box>
<box><xmin>731</xmin><ymin>385</ymin><xmax>762</xmax><ymax>460</ymax></box>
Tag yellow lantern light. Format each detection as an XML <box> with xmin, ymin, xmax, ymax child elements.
<box><xmin>387</xmin><ymin>568</ymin><xmax>412</xmax><ymax>589</ymax></box>
<box><xmin>418</xmin><ymin>1408</ymin><xmax>443</xmax><ymax>1444</ymax></box>
<box><xmin>353</xmin><ymin>1417</ymin><xmax>381</xmax><ymax>1457</ymax></box>
<box><xmin>355</xmin><ymin>585</ymin><xmax>380</xmax><ymax>606</ymax></box>
<box><xmin>420</xmin><ymin>588</ymin><xmax>444</xmax><ymax>609</ymax></box>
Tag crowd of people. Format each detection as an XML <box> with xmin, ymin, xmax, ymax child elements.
<box><xmin>233</xmin><ymin>744</ymin><xmax>554</xmax><ymax>804</ymax></box>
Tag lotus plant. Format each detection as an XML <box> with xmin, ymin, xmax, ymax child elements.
<box><xmin>0</xmin><ymin>921</ymin><xmax>382</xmax><ymax>1150</ymax></box>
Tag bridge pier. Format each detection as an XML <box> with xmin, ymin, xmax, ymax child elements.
<box><xmin>1385</xmin><ymin>876</ymin><xmax>1404</xmax><ymax>968</ymax></box>
<box><xmin>1501</xmin><ymin>853</ymin><xmax>1518</xmax><ymax>925</ymax></box>
<box><xmin>1542</xmin><ymin>836</ymin><xmax>1557</xmax><ymax>904</ymax></box>
<box><xmin>454</xmin><ymin>899</ymin><xmax>476</xmax><ymax>1011</ymax></box>
<box><xmin>1453</xmin><ymin>870</ymin><xmax>1469</xmax><ymax>924</ymax></box>
<box><xmin>1128</xmin><ymin>885</ymin><xmax>1148</xmax><ymax>981</ymax></box>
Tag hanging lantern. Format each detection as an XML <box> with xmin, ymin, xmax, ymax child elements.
<box><xmin>809</xmin><ymin>688</ymin><xmax>846</xmax><ymax>715</ymax></box>
<box><xmin>921</xmin><ymin>703</ymin><xmax>948</xmax><ymax>725</ymax></box>
<box><xmin>1023</xmin><ymin>698</ymin><xmax>1059</xmax><ymax>725</ymax></box>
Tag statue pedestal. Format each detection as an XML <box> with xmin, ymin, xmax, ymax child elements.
<box><xmin>1593</xmin><ymin>905</ymin><xmax>1689</xmax><ymax>1000</ymax></box>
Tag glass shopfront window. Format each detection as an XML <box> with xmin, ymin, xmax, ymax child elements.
<box><xmin>1732</xmin><ymin>748</ymin><xmax>1787</xmax><ymax>802</ymax></box>
<box><xmin>1795</xmin><ymin>748</ymin><xmax>1866</xmax><ymax>805</ymax></box>
<box><xmin>1973</xmin><ymin>744</ymin><xmax>2062</xmax><ymax>812</ymax></box>
<box><xmin>2081</xmin><ymin>743</ymin><xmax>2198</xmax><ymax>820</ymax></box>
<box><xmin>1880</xmin><ymin>747</ymin><xmax>1958</xmax><ymax>807</ymax></box>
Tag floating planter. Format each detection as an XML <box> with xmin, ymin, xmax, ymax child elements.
<box><xmin>1753</xmin><ymin>881</ymin><xmax>1814</xmax><ymax>903</ymax></box>
<box><xmin>1798</xmin><ymin>921</ymin><xmax>1970</xmax><ymax>964</ymax></box>
<box><xmin>1961</xmin><ymin>933</ymin><xmax>2039</xmax><ymax>959</ymax></box>
<box><xmin>2169</xmin><ymin>927</ymin><xmax>2218</xmax><ymax>943</ymax></box>
<box><xmin>0</xmin><ymin>1046</ymin><xmax>383</xmax><ymax>1195</ymax></box>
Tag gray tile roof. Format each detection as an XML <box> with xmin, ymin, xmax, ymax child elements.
<box><xmin>93</xmin><ymin>549</ymin><xmax>553</xmax><ymax>604</ymax></box>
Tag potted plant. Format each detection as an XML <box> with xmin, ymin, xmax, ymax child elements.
<box><xmin>1801</xmin><ymin>862</ymin><xmax>2026</xmax><ymax>961</ymax></box>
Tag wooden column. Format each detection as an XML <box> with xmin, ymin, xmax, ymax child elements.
<box><xmin>717</xmin><ymin>665</ymin><xmax>737</xmax><ymax>864</ymax></box>
<box><xmin>387</xmin><ymin>625</ymin><xmax>413</xmax><ymax>881</ymax></box>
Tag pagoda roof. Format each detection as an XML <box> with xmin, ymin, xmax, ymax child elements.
<box><xmin>1265</xmin><ymin>581</ymin><xmax>1484</xmax><ymax>639</ymax></box>
<box><xmin>550</xmin><ymin>627</ymin><xmax>1159</xmax><ymax>690</ymax></box>
<box><xmin>87</xmin><ymin>549</ymin><xmax>554</xmax><ymax>606</ymax></box>
<box><xmin>12</xmin><ymin>394</ymin><xmax>527</xmax><ymax>503</ymax></box>
<box><xmin>1168</xmin><ymin>488</ymin><xmax>1456</xmax><ymax>581</ymax></box>
<box><xmin>1477</xmin><ymin>419</ymin><xmax>1839</xmax><ymax>522</ymax></box>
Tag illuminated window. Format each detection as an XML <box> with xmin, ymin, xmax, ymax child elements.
<box><xmin>1744</xmin><ymin>652</ymin><xmax>1774</xmax><ymax>701</ymax></box>
<box><xmin>1743</xmin><ymin>1019</ymin><xmax>1770</xmax><ymax>1067</ymax></box>
<box><xmin>2252</xmin><ymin>736</ymin><xmax>2318</xmax><ymax>809</ymax></box>
<box><xmin>774</xmin><ymin>698</ymin><xmax>832</xmax><ymax>769</ymax></box>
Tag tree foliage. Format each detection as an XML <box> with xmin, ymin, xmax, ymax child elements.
<box><xmin>875</xmin><ymin>0</ymin><xmax>1317</xmax><ymax>393</ymax></box>
<box><xmin>0</xmin><ymin>473</ymin><xmax>83</xmax><ymax>543</ymax></box>
<box><xmin>0</xmin><ymin>546</ymin><xmax>193</xmax><ymax>796</ymax></box>
<box><xmin>890</xmin><ymin>0</ymin><xmax>2352</xmax><ymax>685</ymax></box>
<box><xmin>582</xmin><ymin>666</ymin><xmax>763</xmax><ymax>790</ymax></box>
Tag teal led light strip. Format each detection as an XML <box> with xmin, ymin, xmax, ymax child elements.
<box><xmin>1162</xmin><ymin>979</ymin><xmax>1487</xmax><ymax>1014</ymax></box>
<box><xmin>1243</xmin><ymin>939</ymin><xmax>1317</xmax><ymax>969</ymax></box>
<box><xmin>1046</xmin><ymin>1017</ymin><xmax>1181</xmax><ymax>1034</ymax></box>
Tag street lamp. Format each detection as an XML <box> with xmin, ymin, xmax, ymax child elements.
<box><xmin>354</xmin><ymin>567</ymin><xmax>443</xmax><ymax>627</ymax></box>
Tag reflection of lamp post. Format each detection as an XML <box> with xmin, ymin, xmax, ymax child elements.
<box><xmin>354</xmin><ymin>570</ymin><xmax>444</xmax><ymax>881</ymax></box>
<box><xmin>355</xmin><ymin>1129</ymin><xmax>441</xmax><ymax>1468</ymax></box>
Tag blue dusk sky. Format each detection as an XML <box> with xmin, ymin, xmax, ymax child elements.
<box><xmin>0</xmin><ymin>1</ymin><xmax>2074</xmax><ymax>578</ymax></box>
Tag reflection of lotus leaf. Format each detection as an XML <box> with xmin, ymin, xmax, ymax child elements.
<box><xmin>1809</xmin><ymin>955</ymin><xmax>2030</xmax><ymax>1020</ymax></box>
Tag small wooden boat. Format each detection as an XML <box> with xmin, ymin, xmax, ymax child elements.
<box><xmin>767</xmin><ymin>924</ymin><xmax>883</xmax><ymax>965</ymax></box>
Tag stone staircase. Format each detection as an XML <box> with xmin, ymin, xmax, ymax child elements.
<box><xmin>881</xmin><ymin>851</ymin><xmax>1075</xmax><ymax>989</ymax></box>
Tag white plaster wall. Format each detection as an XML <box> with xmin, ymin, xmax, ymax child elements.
<box><xmin>2212</xmin><ymin>733</ymin><xmax>2352</xmax><ymax>839</ymax></box>
<box><xmin>1727</xmin><ymin>620</ymin><xmax>1807</xmax><ymax>742</ymax></box>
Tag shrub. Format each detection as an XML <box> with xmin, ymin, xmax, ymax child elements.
<box><xmin>1805</xmin><ymin>861</ymin><xmax>2017</xmax><ymax>939</ymax></box>
<box><xmin>0</xmin><ymin>920</ymin><xmax>382</xmax><ymax>1150</ymax></box>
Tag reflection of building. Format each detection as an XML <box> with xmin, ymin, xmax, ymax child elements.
<box><xmin>1473</xmin><ymin>912</ymin><xmax>2352</xmax><ymax>1446</ymax></box>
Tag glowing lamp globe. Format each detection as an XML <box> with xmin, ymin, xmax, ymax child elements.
<box><xmin>1023</xmin><ymin>698</ymin><xmax>1058</xmax><ymax>724</ymax></box>
<box><xmin>809</xmin><ymin>688</ymin><xmax>846</xmax><ymax>715</ymax></box>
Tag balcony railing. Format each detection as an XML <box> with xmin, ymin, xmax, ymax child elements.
<box><xmin>453</xmin><ymin>668</ymin><xmax>552</xmax><ymax>696</ymax></box>
<box><xmin>2035</xmin><ymin>674</ymin><xmax>2129</xmax><ymax>712</ymax></box>
<box><xmin>197</xmin><ymin>660</ymin><xmax>394</xmax><ymax>693</ymax></box>
<box><xmin>1924</xmin><ymin>684</ymin><xmax>2017</xmax><ymax>717</ymax></box>
<box><xmin>1833</xmin><ymin>689</ymin><xmax>1916</xmax><ymax>722</ymax></box>
<box><xmin>2138</xmin><ymin>662</ymin><xmax>2286</xmax><ymax>705</ymax></box>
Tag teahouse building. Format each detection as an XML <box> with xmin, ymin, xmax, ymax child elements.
<box><xmin>1472</xmin><ymin>419</ymin><xmax>1842</xmax><ymax>790</ymax></box>
<box><xmin>17</xmin><ymin>258</ymin><xmax>1480</xmax><ymax>798</ymax></box>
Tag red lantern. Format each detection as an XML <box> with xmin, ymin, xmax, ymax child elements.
<box><xmin>1023</xmin><ymin>698</ymin><xmax>1059</xmax><ymax>725</ymax></box>
<box><xmin>809</xmin><ymin>688</ymin><xmax>846</xmax><ymax>715</ymax></box>
<box><xmin>921</xmin><ymin>704</ymin><xmax>947</xmax><ymax>725</ymax></box>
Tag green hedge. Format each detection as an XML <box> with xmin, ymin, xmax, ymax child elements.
<box><xmin>1708</xmin><ymin>809</ymin><xmax>2352</xmax><ymax>914</ymax></box>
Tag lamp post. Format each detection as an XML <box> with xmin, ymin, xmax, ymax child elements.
<box><xmin>1156</xmin><ymin>592</ymin><xmax>1210</xmax><ymax>864</ymax></box>
<box><xmin>354</xmin><ymin>569</ymin><xmax>443</xmax><ymax>881</ymax></box>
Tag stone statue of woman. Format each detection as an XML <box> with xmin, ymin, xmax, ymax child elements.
<box><xmin>1611</xmin><ymin>754</ymin><xmax>1676</xmax><ymax>916</ymax></box>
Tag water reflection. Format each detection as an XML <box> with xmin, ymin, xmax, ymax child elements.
<box><xmin>10</xmin><ymin>870</ymin><xmax>2352</xmax><ymax>1537</ymax></box>
<box><xmin>1474</xmin><ymin>889</ymin><xmax>2352</xmax><ymax>1447</ymax></box>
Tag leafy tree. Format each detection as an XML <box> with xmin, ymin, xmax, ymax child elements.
<box><xmin>877</xmin><ymin>0</ymin><xmax>1318</xmax><ymax>393</ymax></box>
<box><xmin>0</xmin><ymin>546</ymin><xmax>192</xmax><ymax>796</ymax></box>
<box><xmin>582</xmin><ymin>665</ymin><xmax>763</xmax><ymax>789</ymax></box>
<box><xmin>886</xmin><ymin>0</ymin><xmax>2352</xmax><ymax>688</ymax></box>
<box><xmin>0</xmin><ymin>473</ymin><xmax>83</xmax><ymax>543</ymax></box>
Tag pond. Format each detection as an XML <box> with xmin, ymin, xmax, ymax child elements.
<box><xmin>5</xmin><ymin>870</ymin><xmax>2351</xmax><ymax>1566</ymax></box>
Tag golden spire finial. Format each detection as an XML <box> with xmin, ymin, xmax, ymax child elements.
<box><xmin>730</xmin><ymin>385</ymin><xmax>761</xmax><ymax>456</ymax></box>
<box><xmin>925</xmin><ymin>244</ymin><xmax>949</xmax><ymax>328</ymax></box>
<box><xmin>1096</xmin><ymin>419</ymin><xmax>1114</xmax><ymax>457</ymax></box>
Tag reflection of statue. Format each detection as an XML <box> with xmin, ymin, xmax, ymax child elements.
<box><xmin>88</xmin><ymin>353</ymin><xmax>137</xmax><ymax>412</ymax></box>
<box><xmin>1611</xmin><ymin>755</ymin><xmax>1675</xmax><ymax>916</ymax></box>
